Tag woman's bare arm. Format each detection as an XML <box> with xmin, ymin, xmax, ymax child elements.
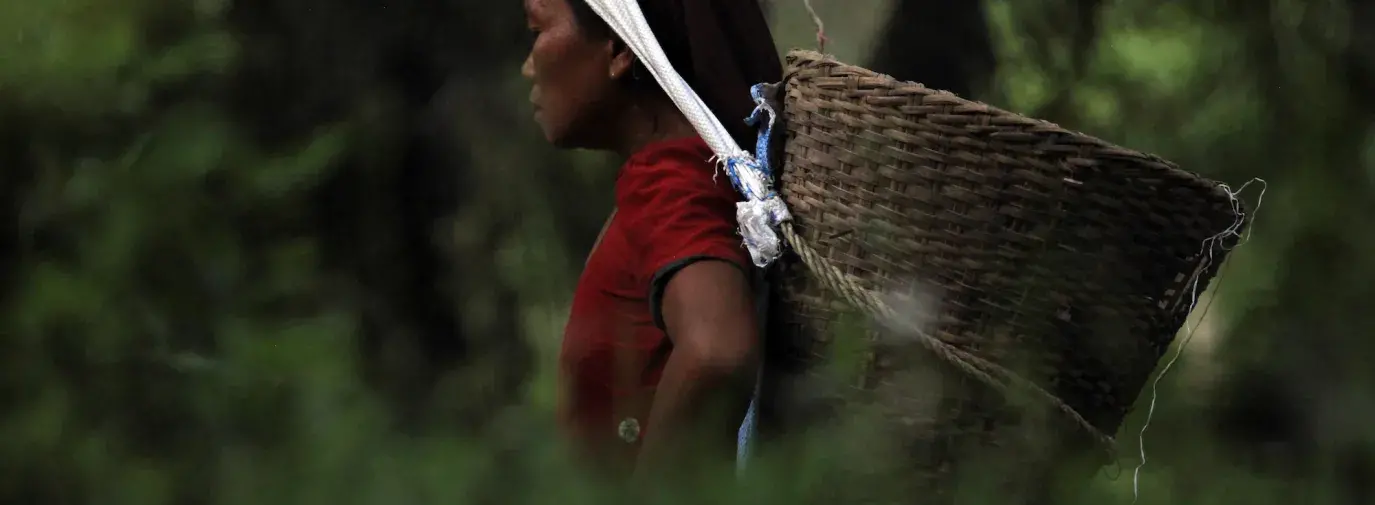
<box><xmin>635</xmin><ymin>259</ymin><xmax>759</xmax><ymax>480</ymax></box>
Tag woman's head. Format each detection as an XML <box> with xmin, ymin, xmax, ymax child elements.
<box><xmin>520</xmin><ymin>0</ymin><xmax>691</xmax><ymax>151</ymax></box>
<box><xmin>521</xmin><ymin>0</ymin><xmax>782</xmax><ymax>152</ymax></box>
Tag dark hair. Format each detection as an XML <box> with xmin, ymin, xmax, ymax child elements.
<box><xmin>564</xmin><ymin>0</ymin><xmax>783</xmax><ymax>149</ymax></box>
<box><xmin>565</xmin><ymin>0</ymin><xmax>696</xmax><ymax>94</ymax></box>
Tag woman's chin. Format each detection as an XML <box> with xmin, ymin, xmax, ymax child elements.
<box><xmin>533</xmin><ymin>117</ymin><xmax>585</xmax><ymax>149</ymax></box>
<box><xmin>533</xmin><ymin>116</ymin><xmax>559</xmax><ymax>143</ymax></box>
<box><xmin>541</xmin><ymin>127</ymin><xmax>578</xmax><ymax>149</ymax></box>
<box><xmin>543</xmin><ymin>129</ymin><xmax>567</xmax><ymax>147</ymax></box>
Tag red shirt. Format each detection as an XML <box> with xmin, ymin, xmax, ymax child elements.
<box><xmin>558</xmin><ymin>136</ymin><xmax>752</xmax><ymax>471</ymax></box>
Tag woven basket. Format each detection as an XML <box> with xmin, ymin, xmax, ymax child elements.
<box><xmin>760</xmin><ymin>50</ymin><xmax>1246</xmax><ymax>500</ymax></box>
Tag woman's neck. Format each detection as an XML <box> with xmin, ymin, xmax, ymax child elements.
<box><xmin>612</xmin><ymin>98</ymin><xmax>699</xmax><ymax>158</ymax></box>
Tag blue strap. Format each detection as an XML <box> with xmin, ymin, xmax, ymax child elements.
<box><xmin>722</xmin><ymin>84</ymin><xmax>779</xmax><ymax>201</ymax></box>
<box><xmin>736</xmin><ymin>377</ymin><xmax>761</xmax><ymax>473</ymax></box>
<box><xmin>734</xmin><ymin>82</ymin><xmax>776</xmax><ymax>474</ymax></box>
<box><xmin>745</xmin><ymin>83</ymin><xmax>776</xmax><ymax>179</ymax></box>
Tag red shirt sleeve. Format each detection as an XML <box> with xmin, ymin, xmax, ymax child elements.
<box><xmin>616</xmin><ymin>138</ymin><xmax>753</xmax><ymax>329</ymax></box>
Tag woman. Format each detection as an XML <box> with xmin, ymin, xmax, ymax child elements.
<box><xmin>521</xmin><ymin>0</ymin><xmax>783</xmax><ymax>481</ymax></box>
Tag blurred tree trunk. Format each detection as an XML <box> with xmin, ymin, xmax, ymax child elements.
<box><xmin>865</xmin><ymin>0</ymin><xmax>997</xmax><ymax>98</ymax></box>
<box><xmin>1021</xmin><ymin>0</ymin><xmax>1104</xmax><ymax>122</ymax></box>
<box><xmin>984</xmin><ymin>0</ymin><xmax>1105</xmax><ymax>122</ymax></box>
<box><xmin>224</xmin><ymin>0</ymin><xmax>534</xmax><ymax>429</ymax></box>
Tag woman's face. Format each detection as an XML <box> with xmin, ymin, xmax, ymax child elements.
<box><xmin>522</xmin><ymin>0</ymin><xmax>628</xmax><ymax>148</ymax></box>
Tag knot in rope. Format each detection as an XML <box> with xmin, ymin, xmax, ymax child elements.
<box><xmin>721</xmin><ymin>83</ymin><xmax>791</xmax><ymax>267</ymax></box>
<box><xmin>735</xmin><ymin>193</ymin><xmax>791</xmax><ymax>267</ymax></box>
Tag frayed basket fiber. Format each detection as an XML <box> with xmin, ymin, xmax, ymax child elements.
<box><xmin>759</xmin><ymin>50</ymin><xmax>1247</xmax><ymax>500</ymax></box>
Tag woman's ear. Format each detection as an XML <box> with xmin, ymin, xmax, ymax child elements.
<box><xmin>608</xmin><ymin>40</ymin><xmax>635</xmax><ymax>79</ymax></box>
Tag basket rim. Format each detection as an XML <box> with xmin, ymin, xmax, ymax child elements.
<box><xmin>782</xmin><ymin>49</ymin><xmax>1240</xmax><ymax>208</ymax></box>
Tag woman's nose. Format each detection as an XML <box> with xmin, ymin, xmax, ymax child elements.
<box><xmin>521</xmin><ymin>54</ymin><xmax>535</xmax><ymax>79</ymax></box>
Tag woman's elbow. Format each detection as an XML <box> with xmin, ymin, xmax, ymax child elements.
<box><xmin>675</xmin><ymin>330</ymin><xmax>758</xmax><ymax>380</ymax></box>
<box><xmin>693</xmin><ymin>338</ymin><xmax>759</xmax><ymax>377</ymax></box>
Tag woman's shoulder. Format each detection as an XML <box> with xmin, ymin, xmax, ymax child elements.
<box><xmin>616</xmin><ymin>136</ymin><xmax>731</xmax><ymax>203</ymax></box>
<box><xmin>613</xmin><ymin>136</ymin><xmax>752</xmax><ymax>287</ymax></box>
<box><xmin>625</xmin><ymin>136</ymin><xmax>714</xmax><ymax>174</ymax></box>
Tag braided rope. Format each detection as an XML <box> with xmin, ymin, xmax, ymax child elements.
<box><xmin>779</xmin><ymin>222</ymin><xmax>1118</xmax><ymax>460</ymax></box>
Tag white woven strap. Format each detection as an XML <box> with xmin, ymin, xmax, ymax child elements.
<box><xmin>583</xmin><ymin>0</ymin><xmax>791</xmax><ymax>267</ymax></box>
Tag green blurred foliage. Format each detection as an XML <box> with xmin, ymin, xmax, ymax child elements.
<box><xmin>3</xmin><ymin>0</ymin><xmax>1373</xmax><ymax>504</ymax></box>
